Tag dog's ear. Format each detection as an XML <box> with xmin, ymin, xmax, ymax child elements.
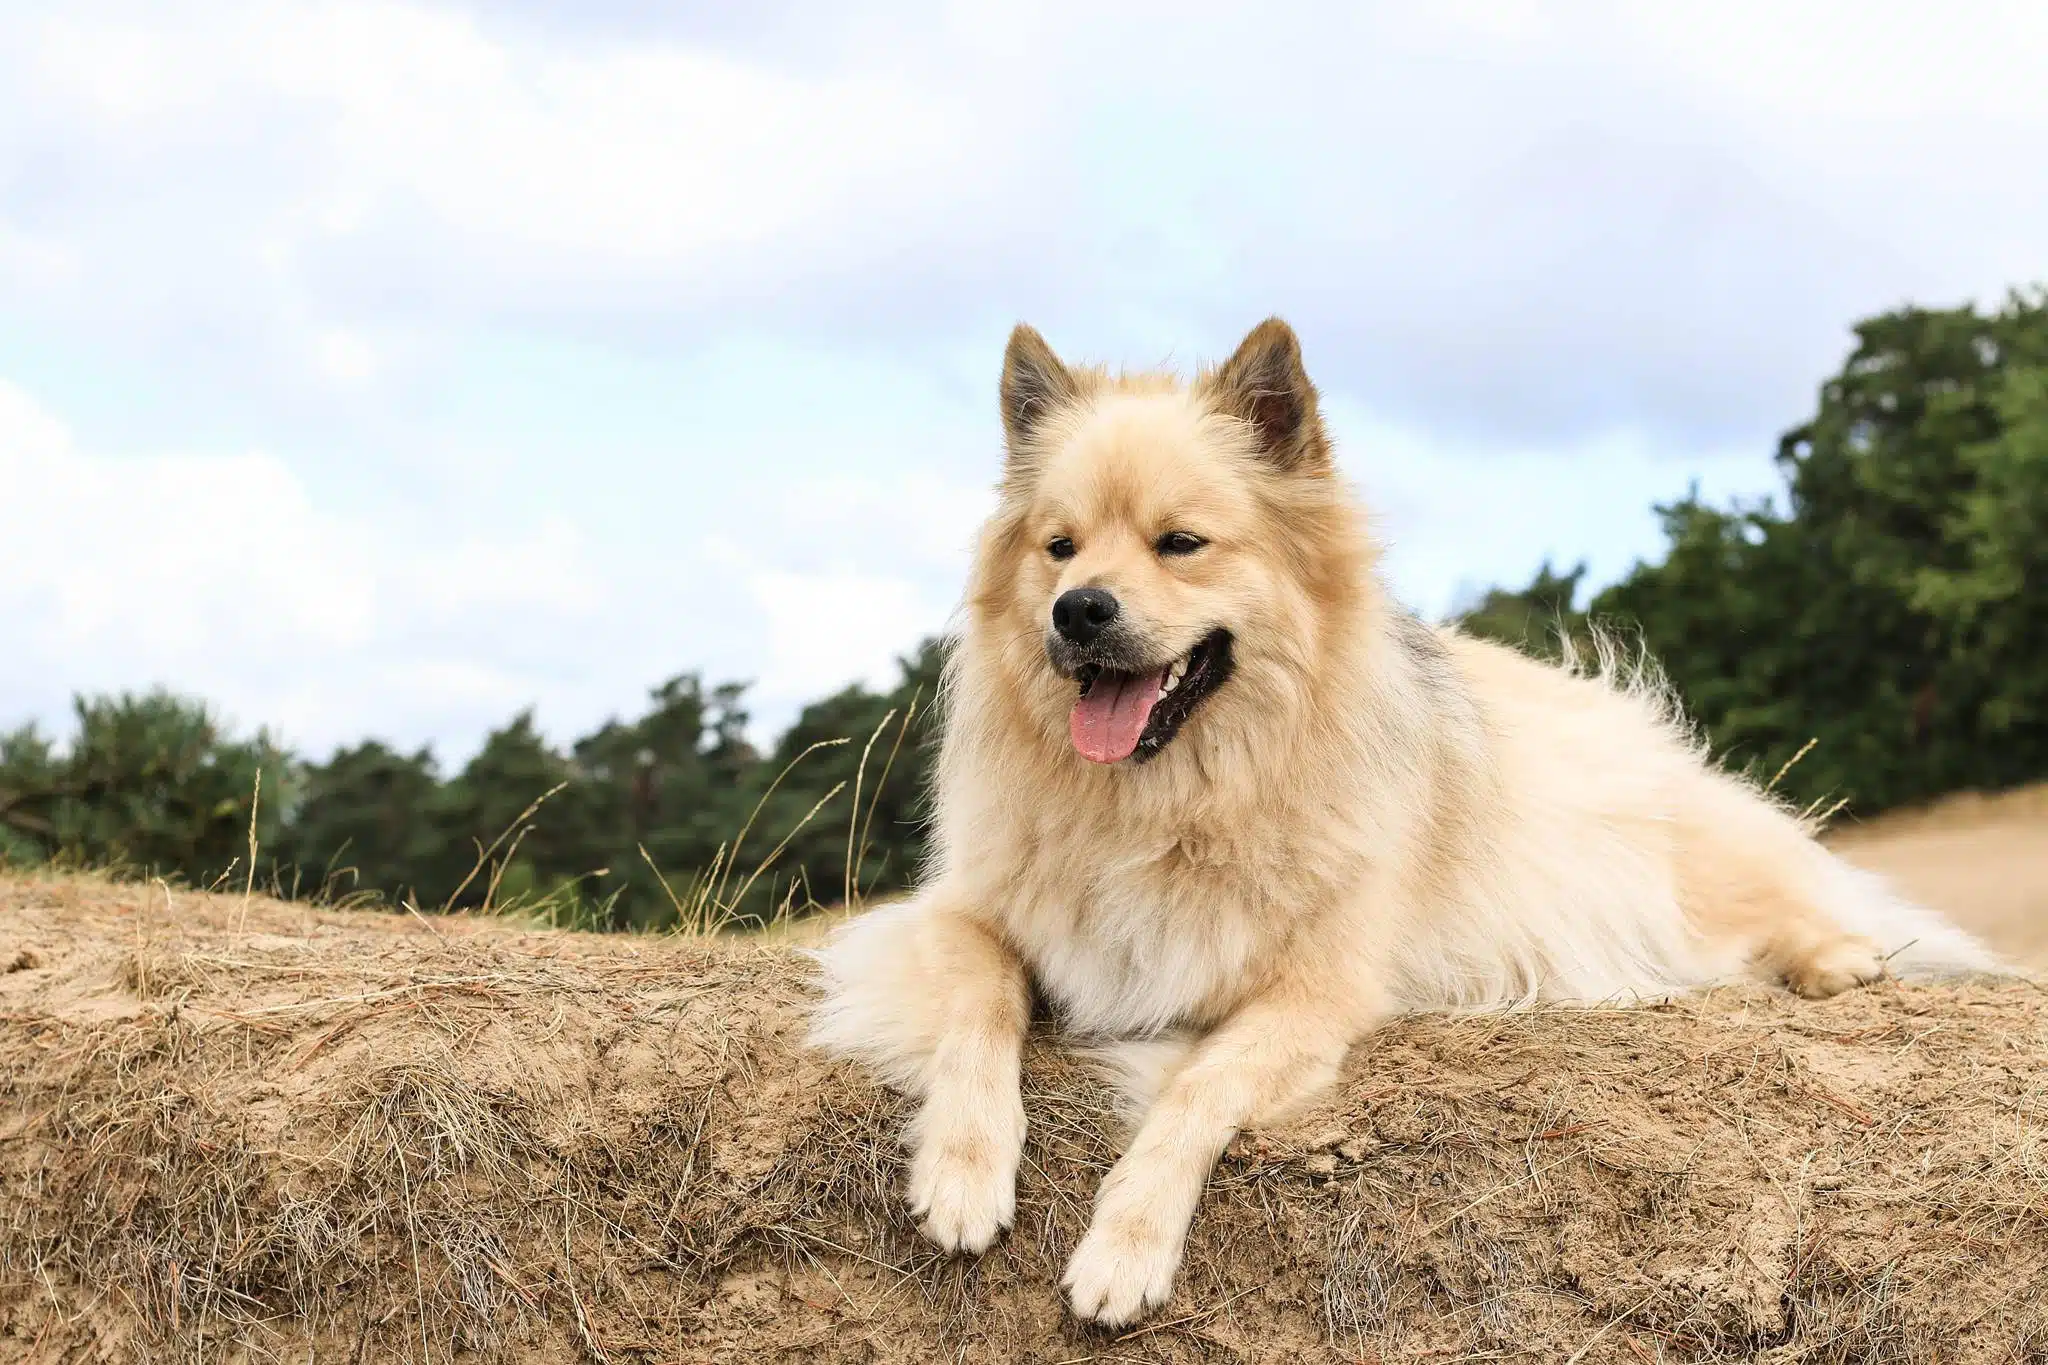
<box><xmin>1203</xmin><ymin>318</ymin><xmax>1330</xmax><ymax>474</ymax></box>
<box><xmin>1000</xmin><ymin>323</ymin><xmax>1079</xmax><ymax>457</ymax></box>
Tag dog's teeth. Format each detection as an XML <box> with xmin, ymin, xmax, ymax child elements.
<box><xmin>1160</xmin><ymin>654</ymin><xmax>1190</xmax><ymax>695</ymax></box>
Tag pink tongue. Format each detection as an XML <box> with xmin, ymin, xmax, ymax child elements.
<box><xmin>1070</xmin><ymin>671</ymin><xmax>1164</xmax><ymax>763</ymax></box>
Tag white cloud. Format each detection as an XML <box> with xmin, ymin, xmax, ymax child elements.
<box><xmin>1615</xmin><ymin>2</ymin><xmax>2048</xmax><ymax>125</ymax></box>
<box><xmin>704</xmin><ymin>471</ymin><xmax>994</xmax><ymax>711</ymax></box>
<box><xmin>1</xmin><ymin>0</ymin><xmax>2043</xmax><ymax>756</ymax></box>
<box><xmin>0</xmin><ymin>376</ymin><xmax>605</xmax><ymax>754</ymax></box>
<box><xmin>749</xmin><ymin>568</ymin><xmax>938</xmax><ymax>704</ymax></box>
<box><xmin>1331</xmin><ymin>405</ymin><xmax>1779</xmax><ymax>618</ymax></box>
<box><xmin>0</xmin><ymin>370</ymin><xmax>993</xmax><ymax>758</ymax></box>
<box><xmin>4</xmin><ymin>0</ymin><xmax>2043</xmax><ymax>440</ymax></box>
<box><xmin>0</xmin><ymin>225</ymin><xmax>80</xmax><ymax>291</ymax></box>
<box><xmin>0</xmin><ymin>379</ymin><xmax>376</xmax><ymax>654</ymax></box>
<box><xmin>313</xmin><ymin>329</ymin><xmax>381</xmax><ymax>385</ymax></box>
<box><xmin>8</xmin><ymin>1</ymin><xmax>991</xmax><ymax>358</ymax></box>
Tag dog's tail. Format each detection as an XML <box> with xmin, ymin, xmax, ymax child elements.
<box><xmin>1820</xmin><ymin>859</ymin><xmax>2004</xmax><ymax>978</ymax></box>
<box><xmin>803</xmin><ymin>901</ymin><xmax>941</xmax><ymax>1093</ymax></box>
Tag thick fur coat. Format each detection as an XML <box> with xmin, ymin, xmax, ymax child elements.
<box><xmin>809</xmin><ymin>319</ymin><xmax>1997</xmax><ymax>1327</ymax></box>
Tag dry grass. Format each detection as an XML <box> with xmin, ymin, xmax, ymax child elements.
<box><xmin>4</xmin><ymin>872</ymin><xmax>2046</xmax><ymax>1363</ymax></box>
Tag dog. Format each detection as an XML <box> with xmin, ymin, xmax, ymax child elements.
<box><xmin>808</xmin><ymin>318</ymin><xmax>1997</xmax><ymax>1327</ymax></box>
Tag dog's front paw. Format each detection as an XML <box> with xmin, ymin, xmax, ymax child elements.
<box><xmin>908</xmin><ymin>1141</ymin><xmax>1015</xmax><ymax>1254</ymax></box>
<box><xmin>1060</xmin><ymin>1194</ymin><xmax>1183</xmax><ymax>1327</ymax></box>
<box><xmin>906</xmin><ymin>1097</ymin><xmax>1024</xmax><ymax>1255</ymax></box>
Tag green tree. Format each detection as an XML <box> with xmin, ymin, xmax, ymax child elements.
<box><xmin>275</xmin><ymin>742</ymin><xmax>442</xmax><ymax>903</ymax></box>
<box><xmin>736</xmin><ymin>641</ymin><xmax>945</xmax><ymax>924</ymax></box>
<box><xmin>1454</xmin><ymin>560</ymin><xmax>1588</xmax><ymax>662</ymax></box>
<box><xmin>0</xmin><ymin>692</ymin><xmax>284</xmax><ymax>884</ymax></box>
<box><xmin>0</xmin><ymin>723</ymin><xmax>60</xmax><ymax>867</ymax></box>
<box><xmin>558</xmin><ymin>676</ymin><xmax>760</xmax><ymax>929</ymax></box>
<box><xmin>1469</xmin><ymin>292</ymin><xmax>2048</xmax><ymax>814</ymax></box>
<box><xmin>428</xmin><ymin>711</ymin><xmax>580</xmax><ymax>910</ymax></box>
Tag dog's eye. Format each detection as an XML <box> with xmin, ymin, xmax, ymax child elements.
<box><xmin>1156</xmin><ymin>532</ymin><xmax>1206</xmax><ymax>556</ymax></box>
<box><xmin>1047</xmin><ymin>537</ymin><xmax>1076</xmax><ymax>561</ymax></box>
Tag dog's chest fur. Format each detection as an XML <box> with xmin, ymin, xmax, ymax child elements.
<box><xmin>986</xmin><ymin>818</ymin><xmax>1334</xmax><ymax>1038</ymax></box>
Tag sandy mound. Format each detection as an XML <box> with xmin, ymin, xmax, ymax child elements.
<box><xmin>3</xmin><ymin>875</ymin><xmax>2045</xmax><ymax>1364</ymax></box>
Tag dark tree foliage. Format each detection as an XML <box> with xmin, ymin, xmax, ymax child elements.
<box><xmin>1462</xmin><ymin>293</ymin><xmax>2048</xmax><ymax>813</ymax></box>
<box><xmin>274</xmin><ymin>741</ymin><xmax>441</xmax><ymax>903</ymax></box>
<box><xmin>742</xmin><ymin>639</ymin><xmax>945</xmax><ymax>922</ymax></box>
<box><xmin>0</xmin><ymin>691</ymin><xmax>285</xmax><ymax>885</ymax></box>
<box><xmin>0</xmin><ymin>651</ymin><xmax>944</xmax><ymax>930</ymax></box>
<box><xmin>5</xmin><ymin>296</ymin><xmax>2043</xmax><ymax>926</ymax></box>
<box><xmin>547</xmin><ymin>676</ymin><xmax>758</xmax><ymax>928</ymax></box>
<box><xmin>1452</xmin><ymin>560</ymin><xmax>1589</xmax><ymax>662</ymax></box>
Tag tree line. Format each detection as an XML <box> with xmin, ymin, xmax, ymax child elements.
<box><xmin>4</xmin><ymin>295</ymin><xmax>2043</xmax><ymax>926</ymax></box>
<box><xmin>0</xmin><ymin>644</ymin><xmax>944</xmax><ymax>929</ymax></box>
<box><xmin>1461</xmin><ymin>292</ymin><xmax>2047</xmax><ymax>813</ymax></box>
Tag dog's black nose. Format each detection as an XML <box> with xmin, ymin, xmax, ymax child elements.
<box><xmin>1052</xmin><ymin>587</ymin><xmax>1120</xmax><ymax>646</ymax></box>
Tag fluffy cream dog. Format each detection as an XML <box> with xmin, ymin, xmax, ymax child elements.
<box><xmin>808</xmin><ymin>319</ymin><xmax>1995</xmax><ymax>1327</ymax></box>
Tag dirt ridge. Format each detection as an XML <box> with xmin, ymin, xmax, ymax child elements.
<box><xmin>3</xmin><ymin>874</ymin><xmax>2045</xmax><ymax>1364</ymax></box>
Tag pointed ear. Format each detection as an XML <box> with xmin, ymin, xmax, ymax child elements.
<box><xmin>1202</xmin><ymin>318</ymin><xmax>1329</xmax><ymax>473</ymax></box>
<box><xmin>999</xmin><ymin>323</ymin><xmax>1079</xmax><ymax>453</ymax></box>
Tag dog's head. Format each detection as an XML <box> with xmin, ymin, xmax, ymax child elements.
<box><xmin>968</xmin><ymin>318</ymin><xmax>1364</xmax><ymax>767</ymax></box>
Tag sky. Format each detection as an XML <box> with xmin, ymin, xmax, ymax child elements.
<box><xmin>1</xmin><ymin>0</ymin><xmax>2044</xmax><ymax>761</ymax></box>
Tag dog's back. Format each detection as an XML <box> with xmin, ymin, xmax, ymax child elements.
<box><xmin>1380</xmin><ymin>628</ymin><xmax>1998</xmax><ymax>1010</ymax></box>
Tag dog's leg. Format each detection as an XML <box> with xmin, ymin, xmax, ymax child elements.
<box><xmin>1673</xmin><ymin>779</ymin><xmax>1998</xmax><ymax>995</ymax></box>
<box><xmin>1672</xmin><ymin>807</ymin><xmax>1891</xmax><ymax>999</ymax></box>
<box><xmin>809</xmin><ymin>894</ymin><xmax>1029</xmax><ymax>1254</ymax></box>
<box><xmin>1756</xmin><ymin>917</ymin><xmax>1886</xmax><ymax>999</ymax></box>
<box><xmin>1061</xmin><ymin>978</ymin><xmax>1383</xmax><ymax>1326</ymax></box>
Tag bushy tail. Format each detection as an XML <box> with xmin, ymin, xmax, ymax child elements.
<box><xmin>1823</xmin><ymin>862</ymin><xmax>2004</xmax><ymax>978</ymax></box>
<box><xmin>803</xmin><ymin>901</ymin><xmax>941</xmax><ymax>1094</ymax></box>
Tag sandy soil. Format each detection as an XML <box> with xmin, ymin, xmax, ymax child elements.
<box><xmin>2</xmin><ymin>870</ymin><xmax>2044</xmax><ymax>1365</ymax></box>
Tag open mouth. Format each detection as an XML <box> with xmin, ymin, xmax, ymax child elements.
<box><xmin>1069</xmin><ymin>629</ymin><xmax>1234</xmax><ymax>764</ymax></box>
